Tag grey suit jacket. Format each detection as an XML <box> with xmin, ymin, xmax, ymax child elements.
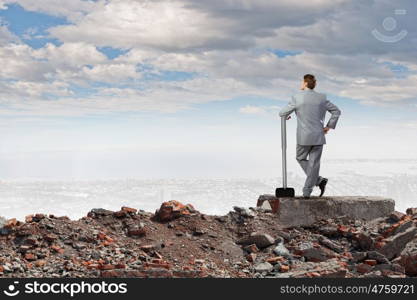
<box><xmin>279</xmin><ymin>89</ymin><xmax>341</xmax><ymax>146</ymax></box>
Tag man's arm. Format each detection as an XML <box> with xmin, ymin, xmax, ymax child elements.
<box><xmin>324</xmin><ymin>99</ymin><xmax>341</xmax><ymax>129</ymax></box>
<box><xmin>279</xmin><ymin>96</ymin><xmax>296</xmax><ymax>118</ymax></box>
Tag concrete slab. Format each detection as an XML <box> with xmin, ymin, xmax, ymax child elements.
<box><xmin>257</xmin><ymin>195</ymin><xmax>395</xmax><ymax>228</ymax></box>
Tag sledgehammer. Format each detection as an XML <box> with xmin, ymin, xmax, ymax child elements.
<box><xmin>275</xmin><ymin>116</ymin><xmax>295</xmax><ymax>197</ymax></box>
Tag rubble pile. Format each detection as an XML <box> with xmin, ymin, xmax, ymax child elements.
<box><xmin>1</xmin><ymin>201</ymin><xmax>417</xmax><ymax>278</ymax></box>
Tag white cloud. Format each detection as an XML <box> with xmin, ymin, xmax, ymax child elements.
<box><xmin>239</xmin><ymin>105</ymin><xmax>279</xmax><ymax>116</ymax></box>
<box><xmin>0</xmin><ymin>44</ymin><xmax>52</xmax><ymax>81</ymax></box>
<box><xmin>0</xmin><ymin>15</ymin><xmax>19</xmax><ymax>44</ymax></box>
<box><xmin>2</xmin><ymin>0</ymin><xmax>97</xmax><ymax>21</ymax></box>
<box><xmin>33</xmin><ymin>42</ymin><xmax>107</xmax><ymax>68</ymax></box>
<box><xmin>49</xmin><ymin>0</ymin><xmax>226</xmax><ymax>51</ymax></box>
<box><xmin>0</xmin><ymin>0</ymin><xmax>415</xmax><ymax>117</ymax></box>
<box><xmin>240</xmin><ymin>105</ymin><xmax>265</xmax><ymax>115</ymax></box>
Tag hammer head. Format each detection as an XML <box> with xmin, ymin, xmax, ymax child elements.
<box><xmin>275</xmin><ymin>187</ymin><xmax>295</xmax><ymax>198</ymax></box>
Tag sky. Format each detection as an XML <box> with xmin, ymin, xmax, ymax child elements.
<box><xmin>0</xmin><ymin>0</ymin><xmax>416</xmax><ymax>179</ymax></box>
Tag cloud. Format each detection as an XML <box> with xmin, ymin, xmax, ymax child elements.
<box><xmin>1</xmin><ymin>0</ymin><xmax>97</xmax><ymax>21</ymax></box>
<box><xmin>0</xmin><ymin>17</ymin><xmax>19</xmax><ymax>45</ymax></box>
<box><xmin>239</xmin><ymin>105</ymin><xmax>267</xmax><ymax>115</ymax></box>
<box><xmin>239</xmin><ymin>105</ymin><xmax>281</xmax><ymax>116</ymax></box>
<box><xmin>0</xmin><ymin>0</ymin><xmax>415</xmax><ymax>117</ymax></box>
<box><xmin>49</xmin><ymin>0</ymin><xmax>229</xmax><ymax>51</ymax></box>
<box><xmin>33</xmin><ymin>42</ymin><xmax>107</xmax><ymax>68</ymax></box>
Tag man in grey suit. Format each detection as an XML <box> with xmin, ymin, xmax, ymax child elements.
<box><xmin>279</xmin><ymin>74</ymin><xmax>341</xmax><ymax>198</ymax></box>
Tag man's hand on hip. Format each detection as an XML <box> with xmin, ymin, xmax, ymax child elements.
<box><xmin>323</xmin><ymin>127</ymin><xmax>330</xmax><ymax>134</ymax></box>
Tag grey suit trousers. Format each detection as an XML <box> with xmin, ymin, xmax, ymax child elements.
<box><xmin>296</xmin><ymin>144</ymin><xmax>324</xmax><ymax>196</ymax></box>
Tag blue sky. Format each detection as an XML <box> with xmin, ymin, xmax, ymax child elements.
<box><xmin>0</xmin><ymin>0</ymin><xmax>416</xmax><ymax>179</ymax></box>
<box><xmin>0</xmin><ymin>3</ymin><xmax>66</xmax><ymax>48</ymax></box>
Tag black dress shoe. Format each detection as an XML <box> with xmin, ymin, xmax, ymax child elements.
<box><xmin>319</xmin><ymin>178</ymin><xmax>328</xmax><ymax>197</ymax></box>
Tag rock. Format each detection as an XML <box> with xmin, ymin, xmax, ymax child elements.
<box><xmin>378</xmin><ymin>227</ymin><xmax>417</xmax><ymax>260</ymax></box>
<box><xmin>35</xmin><ymin>260</ymin><xmax>47</xmax><ymax>267</ymax></box>
<box><xmin>87</xmin><ymin>208</ymin><xmax>113</xmax><ymax>218</ymax></box>
<box><xmin>275</xmin><ymin>231</ymin><xmax>291</xmax><ymax>242</ymax></box>
<box><xmin>18</xmin><ymin>245</ymin><xmax>32</xmax><ymax>253</ymax></box>
<box><xmin>393</xmin><ymin>220</ymin><xmax>413</xmax><ymax>235</ymax></box>
<box><xmin>406</xmin><ymin>208</ymin><xmax>417</xmax><ymax>216</ymax></box>
<box><xmin>397</xmin><ymin>239</ymin><xmax>417</xmax><ymax>275</ymax></box>
<box><xmin>380</xmin><ymin>269</ymin><xmax>405</xmax><ymax>278</ymax></box>
<box><xmin>33</xmin><ymin>214</ymin><xmax>45</xmax><ymax>222</ymax></box>
<box><xmin>266</xmin><ymin>256</ymin><xmax>285</xmax><ymax>264</ymax></box>
<box><xmin>254</xmin><ymin>262</ymin><xmax>273</xmax><ymax>273</ymax></box>
<box><xmin>233</xmin><ymin>206</ymin><xmax>255</xmax><ymax>218</ymax></box>
<box><xmin>353</xmin><ymin>232</ymin><xmax>374</xmax><ymax>251</ymax></box>
<box><xmin>318</xmin><ymin>225</ymin><xmax>340</xmax><ymax>237</ymax></box>
<box><xmin>273</xmin><ymin>263</ymin><xmax>282</xmax><ymax>271</ymax></box>
<box><xmin>389</xmin><ymin>211</ymin><xmax>406</xmax><ymax>222</ymax></box>
<box><xmin>280</xmin><ymin>265</ymin><xmax>290</xmax><ymax>272</ymax></box>
<box><xmin>274</xmin><ymin>236</ymin><xmax>284</xmax><ymax>244</ymax></box>
<box><xmin>45</xmin><ymin>223</ymin><xmax>55</xmax><ymax>230</ymax></box>
<box><xmin>113</xmin><ymin>210</ymin><xmax>127</xmax><ymax>218</ymax></box>
<box><xmin>275</xmin><ymin>259</ymin><xmax>346</xmax><ymax>278</ymax></box>
<box><xmin>337</xmin><ymin>225</ymin><xmax>352</xmax><ymax>237</ymax></box>
<box><xmin>208</xmin><ymin>232</ymin><xmax>218</xmax><ymax>238</ymax></box>
<box><xmin>2</xmin><ymin>264</ymin><xmax>12</xmax><ymax>273</ymax></box>
<box><xmin>0</xmin><ymin>227</ymin><xmax>11</xmax><ymax>235</ymax></box>
<box><xmin>44</xmin><ymin>233</ymin><xmax>58</xmax><ymax>242</ymax></box>
<box><xmin>373</xmin><ymin>264</ymin><xmax>393</xmax><ymax>272</ymax></box>
<box><xmin>5</xmin><ymin>218</ymin><xmax>18</xmax><ymax>227</ymax></box>
<box><xmin>273</xmin><ymin>243</ymin><xmax>290</xmax><ymax>257</ymax></box>
<box><xmin>318</xmin><ymin>235</ymin><xmax>344</xmax><ymax>253</ymax></box>
<box><xmin>246</xmin><ymin>253</ymin><xmax>256</xmax><ymax>263</ymax></box>
<box><xmin>127</xmin><ymin>225</ymin><xmax>146</xmax><ymax>237</ymax></box>
<box><xmin>257</xmin><ymin>195</ymin><xmax>395</xmax><ymax>227</ymax></box>
<box><xmin>24</xmin><ymin>253</ymin><xmax>37</xmax><ymax>261</ymax></box>
<box><xmin>16</xmin><ymin>225</ymin><xmax>34</xmax><ymax>236</ymax></box>
<box><xmin>72</xmin><ymin>242</ymin><xmax>86</xmax><ymax>250</ymax></box>
<box><xmin>356</xmin><ymin>263</ymin><xmax>373</xmax><ymax>274</ymax></box>
<box><xmin>294</xmin><ymin>242</ymin><xmax>337</xmax><ymax>262</ymax></box>
<box><xmin>121</xmin><ymin>207</ymin><xmax>137</xmax><ymax>214</ymax></box>
<box><xmin>383</xmin><ymin>220</ymin><xmax>413</xmax><ymax>237</ymax></box>
<box><xmin>392</xmin><ymin>263</ymin><xmax>405</xmax><ymax>274</ymax></box>
<box><xmin>192</xmin><ymin>229</ymin><xmax>205</xmax><ymax>236</ymax></box>
<box><xmin>237</xmin><ymin>232</ymin><xmax>275</xmax><ymax>249</ymax></box>
<box><xmin>364</xmin><ymin>259</ymin><xmax>377</xmax><ymax>266</ymax></box>
<box><xmin>155</xmin><ymin>201</ymin><xmax>196</xmax><ymax>222</ymax></box>
<box><xmin>220</xmin><ymin>240</ymin><xmax>244</xmax><ymax>259</ymax></box>
<box><xmin>367</xmin><ymin>251</ymin><xmax>389</xmax><ymax>264</ymax></box>
<box><xmin>24</xmin><ymin>236</ymin><xmax>39</xmax><ymax>246</ymax></box>
<box><xmin>351</xmin><ymin>252</ymin><xmax>367</xmax><ymax>263</ymax></box>
<box><xmin>243</xmin><ymin>244</ymin><xmax>259</xmax><ymax>253</ymax></box>
<box><xmin>363</xmin><ymin>271</ymin><xmax>382</xmax><ymax>278</ymax></box>
<box><xmin>256</xmin><ymin>195</ymin><xmax>280</xmax><ymax>213</ymax></box>
<box><xmin>51</xmin><ymin>245</ymin><xmax>64</xmax><ymax>254</ymax></box>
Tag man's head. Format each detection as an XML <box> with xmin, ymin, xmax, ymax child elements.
<box><xmin>301</xmin><ymin>74</ymin><xmax>316</xmax><ymax>90</ymax></box>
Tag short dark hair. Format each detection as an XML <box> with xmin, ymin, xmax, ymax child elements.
<box><xmin>303</xmin><ymin>74</ymin><xmax>316</xmax><ymax>89</ymax></box>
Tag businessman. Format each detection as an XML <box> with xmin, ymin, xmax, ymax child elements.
<box><xmin>279</xmin><ymin>74</ymin><xmax>341</xmax><ymax>198</ymax></box>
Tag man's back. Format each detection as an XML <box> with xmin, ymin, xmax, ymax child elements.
<box><xmin>278</xmin><ymin>74</ymin><xmax>341</xmax><ymax>197</ymax></box>
<box><xmin>280</xmin><ymin>89</ymin><xmax>341</xmax><ymax>146</ymax></box>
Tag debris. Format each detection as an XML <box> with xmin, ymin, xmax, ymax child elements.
<box><xmin>237</xmin><ymin>232</ymin><xmax>275</xmax><ymax>249</ymax></box>
<box><xmin>254</xmin><ymin>262</ymin><xmax>273</xmax><ymax>273</ymax></box>
<box><xmin>0</xmin><ymin>203</ymin><xmax>414</xmax><ymax>278</ymax></box>
<box><xmin>155</xmin><ymin>201</ymin><xmax>196</xmax><ymax>222</ymax></box>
